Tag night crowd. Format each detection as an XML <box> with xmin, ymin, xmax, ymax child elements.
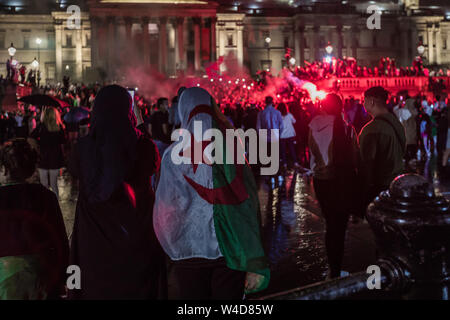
<box><xmin>0</xmin><ymin>64</ymin><xmax>449</xmax><ymax>299</ymax></box>
<box><xmin>290</xmin><ymin>56</ymin><xmax>450</xmax><ymax>80</ymax></box>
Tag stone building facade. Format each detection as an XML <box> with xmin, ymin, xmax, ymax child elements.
<box><xmin>1</xmin><ymin>0</ymin><xmax>450</xmax><ymax>83</ymax></box>
<box><xmin>0</xmin><ymin>11</ymin><xmax>91</xmax><ymax>83</ymax></box>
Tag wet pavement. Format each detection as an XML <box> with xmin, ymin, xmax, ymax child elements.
<box><xmin>251</xmin><ymin>172</ymin><xmax>377</xmax><ymax>298</ymax></box>
<box><xmin>54</xmin><ymin>156</ymin><xmax>450</xmax><ymax>299</ymax></box>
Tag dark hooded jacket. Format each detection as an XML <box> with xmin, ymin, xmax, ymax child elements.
<box><xmin>68</xmin><ymin>85</ymin><xmax>163</xmax><ymax>300</ymax></box>
<box><xmin>358</xmin><ymin>112</ymin><xmax>406</xmax><ymax>205</ymax></box>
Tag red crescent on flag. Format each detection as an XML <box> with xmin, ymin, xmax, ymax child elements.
<box><xmin>183</xmin><ymin>164</ymin><xmax>249</xmax><ymax>205</ymax></box>
<box><xmin>188</xmin><ymin>104</ymin><xmax>214</xmax><ymax>122</ymax></box>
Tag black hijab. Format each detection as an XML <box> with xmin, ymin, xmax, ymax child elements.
<box><xmin>78</xmin><ymin>85</ymin><xmax>141</xmax><ymax>203</ymax></box>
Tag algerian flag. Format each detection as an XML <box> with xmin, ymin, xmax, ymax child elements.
<box><xmin>153</xmin><ymin>87</ymin><xmax>270</xmax><ymax>294</ymax></box>
<box><xmin>0</xmin><ymin>255</ymin><xmax>47</xmax><ymax>300</ymax></box>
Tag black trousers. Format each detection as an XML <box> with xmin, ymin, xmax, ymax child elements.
<box><xmin>313</xmin><ymin>178</ymin><xmax>350</xmax><ymax>278</ymax></box>
<box><xmin>167</xmin><ymin>257</ymin><xmax>246</xmax><ymax>300</ymax></box>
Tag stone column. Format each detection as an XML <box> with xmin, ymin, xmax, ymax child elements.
<box><xmin>75</xmin><ymin>28</ymin><xmax>83</xmax><ymax>80</ymax></box>
<box><xmin>201</xmin><ymin>18</ymin><xmax>209</xmax><ymax>65</ymax></box>
<box><xmin>125</xmin><ymin>17</ymin><xmax>133</xmax><ymax>41</ymax></box>
<box><xmin>90</xmin><ymin>16</ymin><xmax>99</xmax><ymax>69</ymax></box>
<box><xmin>175</xmin><ymin>17</ymin><xmax>185</xmax><ymax>70</ymax></box>
<box><xmin>337</xmin><ymin>25</ymin><xmax>343</xmax><ymax>59</ymax></box>
<box><xmin>173</xmin><ymin>18</ymin><xmax>180</xmax><ymax>68</ymax></box>
<box><xmin>298</xmin><ymin>26</ymin><xmax>305</xmax><ymax>65</ymax></box>
<box><xmin>193</xmin><ymin>17</ymin><xmax>201</xmax><ymax>72</ymax></box>
<box><xmin>107</xmin><ymin>16</ymin><xmax>115</xmax><ymax>79</ymax></box>
<box><xmin>427</xmin><ymin>24</ymin><xmax>434</xmax><ymax>64</ymax></box>
<box><xmin>142</xmin><ymin>17</ymin><xmax>150</xmax><ymax>66</ymax></box>
<box><xmin>210</xmin><ymin>17</ymin><xmax>217</xmax><ymax>62</ymax></box>
<box><xmin>159</xmin><ymin>17</ymin><xmax>168</xmax><ymax>74</ymax></box>
<box><xmin>96</xmin><ymin>16</ymin><xmax>107</xmax><ymax>70</ymax></box>
<box><xmin>237</xmin><ymin>21</ymin><xmax>244</xmax><ymax>65</ymax></box>
<box><xmin>313</xmin><ymin>26</ymin><xmax>320</xmax><ymax>61</ymax></box>
<box><xmin>294</xmin><ymin>26</ymin><xmax>300</xmax><ymax>65</ymax></box>
<box><xmin>436</xmin><ymin>24</ymin><xmax>442</xmax><ymax>66</ymax></box>
<box><xmin>411</xmin><ymin>26</ymin><xmax>418</xmax><ymax>60</ymax></box>
<box><xmin>218</xmin><ymin>22</ymin><xmax>225</xmax><ymax>59</ymax></box>
<box><xmin>351</xmin><ymin>25</ymin><xmax>358</xmax><ymax>60</ymax></box>
<box><xmin>401</xmin><ymin>28</ymin><xmax>409</xmax><ymax>66</ymax></box>
<box><xmin>124</xmin><ymin>16</ymin><xmax>133</xmax><ymax>55</ymax></box>
<box><xmin>55</xmin><ymin>22</ymin><xmax>63</xmax><ymax>81</ymax></box>
<box><xmin>307</xmin><ymin>27</ymin><xmax>314</xmax><ymax>62</ymax></box>
<box><xmin>345</xmin><ymin>27</ymin><xmax>352</xmax><ymax>57</ymax></box>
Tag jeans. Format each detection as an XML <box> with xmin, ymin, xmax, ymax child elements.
<box><xmin>38</xmin><ymin>168</ymin><xmax>60</xmax><ymax>199</ymax></box>
<box><xmin>280</xmin><ymin>137</ymin><xmax>298</xmax><ymax>165</ymax></box>
<box><xmin>313</xmin><ymin>178</ymin><xmax>349</xmax><ymax>277</ymax></box>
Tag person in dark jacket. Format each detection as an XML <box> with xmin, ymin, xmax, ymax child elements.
<box><xmin>68</xmin><ymin>85</ymin><xmax>164</xmax><ymax>300</ymax></box>
<box><xmin>30</xmin><ymin>107</ymin><xmax>66</xmax><ymax>199</ymax></box>
<box><xmin>359</xmin><ymin>86</ymin><xmax>406</xmax><ymax>208</ymax></box>
<box><xmin>308</xmin><ymin>94</ymin><xmax>358</xmax><ymax>279</ymax></box>
<box><xmin>0</xmin><ymin>138</ymin><xmax>69</xmax><ymax>299</ymax></box>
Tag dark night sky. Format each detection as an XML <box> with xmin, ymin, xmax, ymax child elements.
<box><xmin>0</xmin><ymin>1</ymin><xmax>449</xmax><ymax>14</ymax></box>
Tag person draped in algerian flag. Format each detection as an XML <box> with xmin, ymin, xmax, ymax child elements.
<box><xmin>153</xmin><ymin>87</ymin><xmax>270</xmax><ymax>299</ymax></box>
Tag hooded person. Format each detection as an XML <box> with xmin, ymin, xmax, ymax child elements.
<box><xmin>153</xmin><ymin>87</ymin><xmax>270</xmax><ymax>299</ymax></box>
<box><xmin>68</xmin><ymin>85</ymin><xmax>163</xmax><ymax>300</ymax></box>
<box><xmin>308</xmin><ymin>93</ymin><xmax>358</xmax><ymax>278</ymax></box>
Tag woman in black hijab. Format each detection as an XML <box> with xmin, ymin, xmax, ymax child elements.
<box><xmin>68</xmin><ymin>85</ymin><xmax>163</xmax><ymax>299</ymax></box>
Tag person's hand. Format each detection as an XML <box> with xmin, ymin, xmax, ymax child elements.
<box><xmin>245</xmin><ymin>272</ymin><xmax>265</xmax><ymax>294</ymax></box>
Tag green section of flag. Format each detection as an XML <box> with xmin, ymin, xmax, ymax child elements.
<box><xmin>0</xmin><ymin>255</ymin><xmax>47</xmax><ymax>300</ymax></box>
<box><xmin>212</xmin><ymin>120</ymin><xmax>270</xmax><ymax>293</ymax></box>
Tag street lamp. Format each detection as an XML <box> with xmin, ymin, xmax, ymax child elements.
<box><xmin>31</xmin><ymin>57</ymin><xmax>39</xmax><ymax>86</ymax></box>
<box><xmin>31</xmin><ymin>57</ymin><xmax>39</xmax><ymax>69</ymax></box>
<box><xmin>8</xmin><ymin>43</ymin><xmax>16</xmax><ymax>57</ymax></box>
<box><xmin>36</xmin><ymin>38</ymin><xmax>41</xmax><ymax>63</ymax></box>
<box><xmin>417</xmin><ymin>43</ymin><xmax>425</xmax><ymax>56</ymax></box>
<box><xmin>36</xmin><ymin>38</ymin><xmax>42</xmax><ymax>87</ymax></box>
<box><xmin>265</xmin><ymin>36</ymin><xmax>271</xmax><ymax>70</ymax></box>
<box><xmin>325</xmin><ymin>42</ymin><xmax>333</xmax><ymax>55</ymax></box>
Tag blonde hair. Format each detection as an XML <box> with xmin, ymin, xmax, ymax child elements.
<box><xmin>42</xmin><ymin>107</ymin><xmax>65</xmax><ymax>132</ymax></box>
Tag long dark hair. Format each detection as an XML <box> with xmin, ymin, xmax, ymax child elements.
<box><xmin>79</xmin><ymin>85</ymin><xmax>141</xmax><ymax>203</ymax></box>
<box><xmin>277</xmin><ymin>103</ymin><xmax>288</xmax><ymax>116</ymax></box>
<box><xmin>321</xmin><ymin>94</ymin><xmax>353</xmax><ymax>168</ymax></box>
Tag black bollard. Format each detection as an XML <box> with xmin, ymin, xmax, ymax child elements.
<box><xmin>259</xmin><ymin>174</ymin><xmax>450</xmax><ymax>300</ymax></box>
<box><xmin>367</xmin><ymin>173</ymin><xmax>450</xmax><ymax>300</ymax></box>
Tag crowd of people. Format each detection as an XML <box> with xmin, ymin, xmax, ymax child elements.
<box><xmin>290</xmin><ymin>56</ymin><xmax>449</xmax><ymax>81</ymax></box>
<box><xmin>0</xmin><ymin>62</ymin><xmax>449</xmax><ymax>299</ymax></box>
